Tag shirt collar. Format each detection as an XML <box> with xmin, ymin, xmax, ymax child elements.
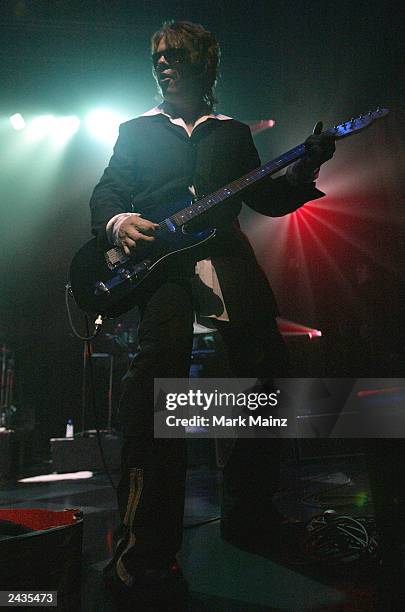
<box><xmin>139</xmin><ymin>104</ymin><xmax>232</xmax><ymax>135</ymax></box>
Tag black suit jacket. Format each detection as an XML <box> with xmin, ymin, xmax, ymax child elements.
<box><xmin>89</xmin><ymin>114</ymin><xmax>325</xmax><ymax>322</ymax></box>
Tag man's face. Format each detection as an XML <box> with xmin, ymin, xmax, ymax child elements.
<box><xmin>153</xmin><ymin>38</ymin><xmax>202</xmax><ymax>102</ymax></box>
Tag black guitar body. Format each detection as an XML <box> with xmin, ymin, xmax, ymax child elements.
<box><xmin>69</xmin><ymin>195</ymin><xmax>216</xmax><ymax>317</ymax></box>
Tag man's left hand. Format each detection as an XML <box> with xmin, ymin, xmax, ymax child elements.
<box><xmin>301</xmin><ymin>121</ymin><xmax>336</xmax><ymax>172</ymax></box>
<box><xmin>289</xmin><ymin>122</ymin><xmax>336</xmax><ymax>183</ymax></box>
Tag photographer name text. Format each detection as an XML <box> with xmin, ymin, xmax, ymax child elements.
<box><xmin>166</xmin><ymin>415</ymin><xmax>288</xmax><ymax>428</ymax></box>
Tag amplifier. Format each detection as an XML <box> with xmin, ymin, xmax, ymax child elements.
<box><xmin>50</xmin><ymin>431</ymin><xmax>121</xmax><ymax>472</ymax></box>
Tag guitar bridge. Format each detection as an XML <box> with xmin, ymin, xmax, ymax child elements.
<box><xmin>104</xmin><ymin>247</ymin><xmax>129</xmax><ymax>270</ymax></box>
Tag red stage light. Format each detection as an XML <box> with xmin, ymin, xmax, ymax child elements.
<box><xmin>248</xmin><ymin>119</ymin><xmax>276</xmax><ymax>134</ymax></box>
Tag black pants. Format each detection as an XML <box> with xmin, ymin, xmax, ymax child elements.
<box><xmin>113</xmin><ymin>277</ymin><xmax>288</xmax><ymax>580</ymax></box>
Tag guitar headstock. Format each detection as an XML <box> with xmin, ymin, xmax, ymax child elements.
<box><xmin>330</xmin><ymin>107</ymin><xmax>389</xmax><ymax>139</ymax></box>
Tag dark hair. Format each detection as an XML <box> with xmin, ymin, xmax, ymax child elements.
<box><xmin>151</xmin><ymin>20</ymin><xmax>220</xmax><ymax>109</ymax></box>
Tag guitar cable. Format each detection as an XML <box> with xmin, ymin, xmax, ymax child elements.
<box><xmin>65</xmin><ymin>282</ymin><xmax>104</xmax><ymax>341</ymax></box>
<box><xmin>64</xmin><ymin>283</ymin><xmax>117</xmax><ymax>490</ymax></box>
<box><xmin>303</xmin><ymin>511</ymin><xmax>378</xmax><ymax>565</ymax></box>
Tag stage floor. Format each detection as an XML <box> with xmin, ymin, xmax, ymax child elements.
<box><xmin>0</xmin><ymin>452</ymin><xmax>379</xmax><ymax>611</ymax></box>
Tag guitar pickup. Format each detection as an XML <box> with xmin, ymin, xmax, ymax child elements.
<box><xmin>104</xmin><ymin>247</ymin><xmax>129</xmax><ymax>270</ymax></box>
<box><xmin>118</xmin><ymin>268</ymin><xmax>132</xmax><ymax>280</ymax></box>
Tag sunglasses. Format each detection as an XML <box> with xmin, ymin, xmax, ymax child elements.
<box><xmin>151</xmin><ymin>47</ymin><xmax>187</xmax><ymax>67</ymax></box>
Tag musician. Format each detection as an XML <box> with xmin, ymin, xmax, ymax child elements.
<box><xmin>90</xmin><ymin>21</ymin><xmax>335</xmax><ymax>604</ymax></box>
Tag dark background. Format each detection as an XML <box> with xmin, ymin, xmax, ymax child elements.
<box><xmin>0</xmin><ymin>0</ymin><xmax>404</xmax><ymax>453</ymax></box>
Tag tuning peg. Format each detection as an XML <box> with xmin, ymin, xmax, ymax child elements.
<box><xmin>312</xmin><ymin>121</ymin><xmax>323</xmax><ymax>135</ymax></box>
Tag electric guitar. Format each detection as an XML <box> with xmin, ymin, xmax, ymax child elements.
<box><xmin>69</xmin><ymin>107</ymin><xmax>389</xmax><ymax>317</ymax></box>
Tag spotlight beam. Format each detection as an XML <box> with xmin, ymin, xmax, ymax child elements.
<box><xmin>290</xmin><ymin>210</ymin><xmax>316</xmax><ymax>312</ymax></box>
<box><xmin>303</xmin><ymin>206</ymin><xmax>386</xmax><ymax>267</ymax></box>
<box><xmin>298</xmin><ymin>211</ymin><xmax>355</xmax><ymax>293</ymax></box>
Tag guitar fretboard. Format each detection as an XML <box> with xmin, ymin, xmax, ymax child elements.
<box><xmin>168</xmin><ymin>142</ymin><xmax>306</xmax><ymax>228</ymax></box>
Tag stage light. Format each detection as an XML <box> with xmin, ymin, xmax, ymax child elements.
<box><xmin>277</xmin><ymin>317</ymin><xmax>322</xmax><ymax>339</ymax></box>
<box><xmin>248</xmin><ymin>119</ymin><xmax>276</xmax><ymax>134</ymax></box>
<box><xmin>85</xmin><ymin>108</ymin><xmax>126</xmax><ymax>144</ymax></box>
<box><xmin>9</xmin><ymin>113</ymin><xmax>26</xmax><ymax>130</ymax></box>
<box><xmin>51</xmin><ymin>115</ymin><xmax>81</xmax><ymax>144</ymax></box>
<box><xmin>26</xmin><ymin>114</ymin><xmax>56</xmax><ymax>140</ymax></box>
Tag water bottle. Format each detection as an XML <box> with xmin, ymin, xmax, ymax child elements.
<box><xmin>65</xmin><ymin>418</ymin><xmax>74</xmax><ymax>438</ymax></box>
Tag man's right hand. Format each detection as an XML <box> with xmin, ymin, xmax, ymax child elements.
<box><xmin>118</xmin><ymin>216</ymin><xmax>159</xmax><ymax>255</ymax></box>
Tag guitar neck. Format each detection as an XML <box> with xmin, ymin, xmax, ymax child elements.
<box><xmin>165</xmin><ymin>107</ymin><xmax>389</xmax><ymax>229</ymax></box>
<box><xmin>169</xmin><ymin>142</ymin><xmax>306</xmax><ymax>228</ymax></box>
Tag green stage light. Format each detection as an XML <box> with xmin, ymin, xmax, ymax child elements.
<box><xmin>84</xmin><ymin>108</ymin><xmax>126</xmax><ymax>144</ymax></box>
<box><xmin>9</xmin><ymin>113</ymin><xmax>26</xmax><ymax>130</ymax></box>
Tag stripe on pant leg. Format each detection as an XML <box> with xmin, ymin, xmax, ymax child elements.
<box><xmin>116</xmin><ymin>467</ymin><xmax>144</xmax><ymax>586</ymax></box>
